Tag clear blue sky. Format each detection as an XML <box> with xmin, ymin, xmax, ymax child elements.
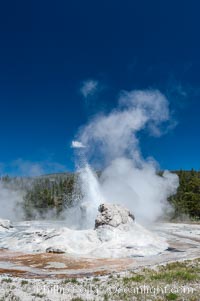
<box><xmin>0</xmin><ymin>0</ymin><xmax>200</xmax><ymax>175</ymax></box>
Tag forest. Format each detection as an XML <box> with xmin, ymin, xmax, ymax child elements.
<box><xmin>1</xmin><ymin>169</ymin><xmax>200</xmax><ymax>221</ymax></box>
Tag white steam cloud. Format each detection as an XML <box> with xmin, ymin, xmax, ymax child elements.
<box><xmin>80</xmin><ymin>79</ymin><xmax>99</xmax><ymax>98</ymax></box>
<box><xmin>71</xmin><ymin>140</ymin><xmax>85</xmax><ymax>148</ymax></box>
<box><xmin>2</xmin><ymin>159</ymin><xmax>67</xmax><ymax>177</ymax></box>
<box><xmin>0</xmin><ymin>181</ymin><xmax>24</xmax><ymax>221</ymax></box>
<box><xmin>0</xmin><ymin>159</ymin><xmax>67</xmax><ymax>221</ymax></box>
<box><xmin>73</xmin><ymin>89</ymin><xmax>179</xmax><ymax>226</ymax></box>
<box><xmin>79</xmin><ymin>90</ymin><xmax>171</xmax><ymax>160</ymax></box>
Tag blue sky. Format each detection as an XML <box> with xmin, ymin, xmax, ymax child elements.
<box><xmin>0</xmin><ymin>0</ymin><xmax>200</xmax><ymax>175</ymax></box>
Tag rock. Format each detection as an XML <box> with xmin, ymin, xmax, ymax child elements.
<box><xmin>46</xmin><ymin>247</ymin><xmax>65</xmax><ymax>254</ymax></box>
<box><xmin>0</xmin><ymin>219</ymin><xmax>12</xmax><ymax>230</ymax></box>
<box><xmin>95</xmin><ymin>203</ymin><xmax>135</xmax><ymax>229</ymax></box>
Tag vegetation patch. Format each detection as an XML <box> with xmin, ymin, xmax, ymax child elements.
<box><xmin>1</xmin><ymin>169</ymin><xmax>200</xmax><ymax>220</ymax></box>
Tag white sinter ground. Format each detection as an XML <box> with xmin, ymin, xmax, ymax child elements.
<box><xmin>0</xmin><ymin>204</ymin><xmax>168</xmax><ymax>258</ymax></box>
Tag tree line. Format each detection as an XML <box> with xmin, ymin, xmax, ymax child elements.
<box><xmin>1</xmin><ymin>169</ymin><xmax>200</xmax><ymax>220</ymax></box>
<box><xmin>168</xmin><ymin>169</ymin><xmax>200</xmax><ymax>220</ymax></box>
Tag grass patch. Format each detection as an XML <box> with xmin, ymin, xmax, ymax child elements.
<box><xmin>1</xmin><ymin>278</ymin><xmax>12</xmax><ymax>283</ymax></box>
<box><xmin>21</xmin><ymin>280</ymin><xmax>29</xmax><ymax>286</ymax></box>
<box><xmin>93</xmin><ymin>277</ymin><xmax>99</xmax><ymax>282</ymax></box>
<box><xmin>150</xmin><ymin>270</ymin><xmax>197</xmax><ymax>282</ymax></box>
<box><xmin>123</xmin><ymin>274</ymin><xmax>145</xmax><ymax>284</ymax></box>
<box><xmin>103</xmin><ymin>294</ymin><xmax>109</xmax><ymax>301</ymax></box>
<box><xmin>149</xmin><ymin>262</ymin><xmax>199</xmax><ymax>283</ymax></box>
<box><xmin>32</xmin><ymin>293</ymin><xmax>45</xmax><ymax>298</ymax></box>
<box><xmin>165</xmin><ymin>292</ymin><xmax>179</xmax><ymax>300</ymax></box>
<box><xmin>62</xmin><ymin>278</ymin><xmax>79</xmax><ymax>285</ymax></box>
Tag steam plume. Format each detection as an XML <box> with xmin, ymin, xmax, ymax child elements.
<box><xmin>73</xmin><ymin>89</ymin><xmax>179</xmax><ymax>226</ymax></box>
<box><xmin>0</xmin><ymin>181</ymin><xmax>24</xmax><ymax>221</ymax></box>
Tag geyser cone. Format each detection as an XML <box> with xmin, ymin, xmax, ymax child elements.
<box><xmin>0</xmin><ymin>204</ymin><xmax>168</xmax><ymax>258</ymax></box>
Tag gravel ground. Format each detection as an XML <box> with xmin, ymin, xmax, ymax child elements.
<box><xmin>0</xmin><ymin>258</ymin><xmax>200</xmax><ymax>301</ymax></box>
<box><xmin>0</xmin><ymin>222</ymin><xmax>200</xmax><ymax>301</ymax></box>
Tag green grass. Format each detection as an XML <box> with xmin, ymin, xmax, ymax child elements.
<box><xmin>123</xmin><ymin>274</ymin><xmax>145</xmax><ymax>284</ymax></box>
<box><xmin>93</xmin><ymin>277</ymin><xmax>100</xmax><ymax>282</ymax></box>
<box><xmin>118</xmin><ymin>260</ymin><xmax>200</xmax><ymax>300</ymax></box>
<box><xmin>149</xmin><ymin>262</ymin><xmax>199</xmax><ymax>283</ymax></box>
<box><xmin>103</xmin><ymin>294</ymin><xmax>109</xmax><ymax>301</ymax></box>
<box><xmin>150</xmin><ymin>270</ymin><xmax>197</xmax><ymax>282</ymax></box>
<box><xmin>62</xmin><ymin>278</ymin><xmax>79</xmax><ymax>284</ymax></box>
<box><xmin>32</xmin><ymin>293</ymin><xmax>45</xmax><ymax>298</ymax></box>
<box><xmin>1</xmin><ymin>278</ymin><xmax>12</xmax><ymax>283</ymax></box>
<box><xmin>21</xmin><ymin>280</ymin><xmax>29</xmax><ymax>286</ymax></box>
<box><xmin>165</xmin><ymin>292</ymin><xmax>179</xmax><ymax>300</ymax></box>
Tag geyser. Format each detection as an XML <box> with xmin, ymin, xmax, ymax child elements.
<box><xmin>72</xmin><ymin>89</ymin><xmax>179</xmax><ymax>227</ymax></box>
<box><xmin>0</xmin><ymin>88</ymin><xmax>179</xmax><ymax>260</ymax></box>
